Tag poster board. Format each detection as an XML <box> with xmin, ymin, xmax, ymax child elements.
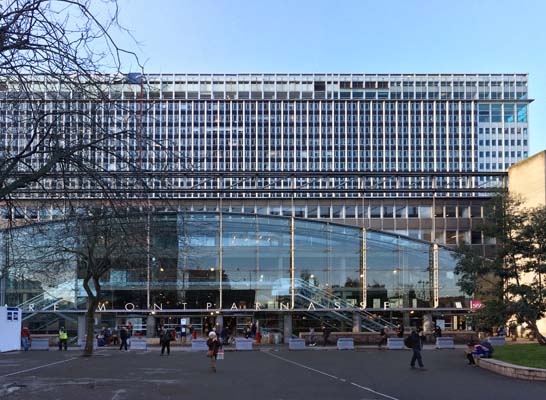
<box><xmin>0</xmin><ymin>306</ymin><xmax>22</xmax><ymax>352</ymax></box>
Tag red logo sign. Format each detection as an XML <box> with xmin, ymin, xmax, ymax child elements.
<box><xmin>470</xmin><ymin>300</ymin><xmax>484</xmax><ymax>309</ymax></box>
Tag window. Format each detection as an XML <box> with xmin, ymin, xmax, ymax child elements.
<box><xmin>383</xmin><ymin>206</ymin><xmax>394</xmax><ymax>218</ymax></box>
<box><xmin>370</xmin><ymin>205</ymin><xmax>381</xmax><ymax>218</ymax></box>
<box><xmin>478</xmin><ymin>104</ymin><xmax>489</xmax><ymax>122</ymax></box>
<box><xmin>419</xmin><ymin>206</ymin><xmax>431</xmax><ymax>218</ymax></box>
<box><xmin>491</xmin><ymin>104</ymin><xmax>502</xmax><ymax>122</ymax></box>
<box><xmin>445</xmin><ymin>206</ymin><xmax>456</xmax><ymax>217</ymax></box>
<box><xmin>504</xmin><ymin>104</ymin><xmax>515</xmax><ymax>122</ymax></box>
<box><xmin>517</xmin><ymin>104</ymin><xmax>527</xmax><ymax>122</ymax></box>
<box><xmin>314</xmin><ymin>81</ymin><xmax>326</xmax><ymax>91</ymax></box>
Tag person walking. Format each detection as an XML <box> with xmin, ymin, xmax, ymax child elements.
<box><xmin>433</xmin><ymin>324</ymin><xmax>442</xmax><ymax>339</ymax></box>
<box><xmin>206</xmin><ymin>331</ymin><xmax>222</xmax><ymax>372</ymax></box>
<box><xmin>396</xmin><ymin>324</ymin><xmax>404</xmax><ymax>338</ymax></box>
<box><xmin>119</xmin><ymin>326</ymin><xmax>129</xmax><ymax>351</ymax></box>
<box><xmin>321</xmin><ymin>324</ymin><xmax>331</xmax><ymax>346</ymax></box>
<box><xmin>309</xmin><ymin>327</ymin><xmax>316</xmax><ymax>346</ymax></box>
<box><xmin>378</xmin><ymin>326</ymin><xmax>388</xmax><ymax>349</ymax></box>
<box><xmin>509</xmin><ymin>322</ymin><xmax>518</xmax><ymax>341</ymax></box>
<box><xmin>58</xmin><ymin>326</ymin><xmax>68</xmax><ymax>351</ymax></box>
<box><xmin>21</xmin><ymin>325</ymin><xmax>31</xmax><ymax>351</ymax></box>
<box><xmin>160</xmin><ymin>327</ymin><xmax>172</xmax><ymax>356</ymax></box>
<box><xmin>409</xmin><ymin>329</ymin><xmax>426</xmax><ymax>370</ymax></box>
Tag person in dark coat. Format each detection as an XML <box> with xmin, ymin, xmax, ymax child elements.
<box><xmin>378</xmin><ymin>326</ymin><xmax>388</xmax><ymax>349</ymax></box>
<box><xmin>322</xmin><ymin>324</ymin><xmax>331</xmax><ymax>346</ymax></box>
<box><xmin>206</xmin><ymin>331</ymin><xmax>222</xmax><ymax>372</ymax></box>
<box><xmin>434</xmin><ymin>325</ymin><xmax>442</xmax><ymax>338</ymax></box>
<box><xmin>160</xmin><ymin>327</ymin><xmax>172</xmax><ymax>356</ymax></box>
<box><xmin>119</xmin><ymin>326</ymin><xmax>129</xmax><ymax>351</ymax></box>
<box><xmin>409</xmin><ymin>329</ymin><xmax>425</xmax><ymax>370</ymax></box>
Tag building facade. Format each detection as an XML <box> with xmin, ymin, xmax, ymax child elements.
<box><xmin>0</xmin><ymin>73</ymin><xmax>531</xmax><ymax>338</ymax></box>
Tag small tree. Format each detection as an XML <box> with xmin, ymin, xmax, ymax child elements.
<box><xmin>510</xmin><ymin>207</ymin><xmax>546</xmax><ymax>343</ymax></box>
<box><xmin>65</xmin><ymin>209</ymin><xmax>148</xmax><ymax>356</ymax></box>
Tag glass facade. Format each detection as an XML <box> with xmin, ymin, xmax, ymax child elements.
<box><xmin>3</xmin><ymin>212</ymin><xmax>467</xmax><ymax>314</ymax></box>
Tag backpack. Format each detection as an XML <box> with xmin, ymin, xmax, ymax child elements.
<box><xmin>404</xmin><ymin>335</ymin><xmax>413</xmax><ymax>348</ymax></box>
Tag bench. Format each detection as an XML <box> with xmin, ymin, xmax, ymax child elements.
<box><xmin>129</xmin><ymin>338</ymin><xmax>148</xmax><ymax>350</ymax></box>
<box><xmin>78</xmin><ymin>339</ymin><xmax>99</xmax><ymax>350</ymax></box>
<box><xmin>337</xmin><ymin>338</ymin><xmax>354</xmax><ymax>350</ymax></box>
<box><xmin>235</xmin><ymin>338</ymin><xmax>253</xmax><ymax>351</ymax></box>
<box><xmin>30</xmin><ymin>338</ymin><xmax>50</xmax><ymax>350</ymax></box>
<box><xmin>435</xmin><ymin>337</ymin><xmax>455</xmax><ymax>349</ymax></box>
<box><xmin>387</xmin><ymin>338</ymin><xmax>405</xmax><ymax>350</ymax></box>
<box><xmin>487</xmin><ymin>336</ymin><xmax>506</xmax><ymax>346</ymax></box>
<box><xmin>191</xmin><ymin>338</ymin><xmax>208</xmax><ymax>351</ymax></box>
<box><xmin>289</xmin><ymin>338</ymin><xmax>306</xmax><ymax>350</ymax></box>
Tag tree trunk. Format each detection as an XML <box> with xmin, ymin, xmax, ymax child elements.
<box><xmin>528</xmin><ymin>320</ymin><xmax>546</xmax><ymax>345</ymax></box>
<box><xmin>83</xmin><ymin>296</ymin><xmax>99</xmax><ymax>356</ymax></box>
<box><xmin>82</xmin><ymin>275</ymin><xmax>101</xmax><ymax>357</ymax></box>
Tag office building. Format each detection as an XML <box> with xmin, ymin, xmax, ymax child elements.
<box><xmin>0</xmin><ymin>73</ymin><xmax>531</xmax><ymax>337</ymax></box>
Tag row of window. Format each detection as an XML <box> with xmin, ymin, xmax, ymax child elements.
<box><xmin>1</xmin><ymin>202</ymin><xmax>482</xmax><ymax>220</ymax></box>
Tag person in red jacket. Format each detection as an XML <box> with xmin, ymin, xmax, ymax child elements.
<box><xmin>21</xmin><ymin>325</ymin><xmax>31</xmax><ymax>351</ymax></box>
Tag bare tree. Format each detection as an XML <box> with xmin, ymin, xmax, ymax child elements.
<box><xmin>0</xmin><ymin>1</ymin><xmax>156</xmax><ymax>355</ymax></box>
<box><xmin>0</xmin><ymin>0</ymin><xmax>142</xmax><ymax>197</ymax></box>
<box><xmin>66</xmin><ymin>210</ymin><xmax>148</xmax><ymax>356</ymax></box>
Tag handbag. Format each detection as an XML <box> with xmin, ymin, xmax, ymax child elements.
<box><xmin>206</xmin><ymin>350</ymin><xmax>213</xmax><ymax>357</ymax></box>
<box><xmin>217</xmin><ymin>349</ymin><xmax>224</xmax><ymax>360</ymax></box>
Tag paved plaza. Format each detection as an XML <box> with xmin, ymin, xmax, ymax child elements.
<box><xmin>1</xmin><ymin>346</ymin><xmax>544</xmax><ymax>400</ymax></box>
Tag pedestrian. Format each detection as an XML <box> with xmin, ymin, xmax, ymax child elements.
<box><xmin>434</xmin><ymin>325</ymin><xmax>442</xmax><ymax>339</ymax></box>
<box><xmin>206</xmin><ymin>331</ymin><xmax>222</xmax><ymax>373</ymax></box>
<box><xmin>378</xmin><ymin>326</ymin><xmax>388</xmax><ymax>349</ymax></box>
<box><xmin>396</xmin><ymin>323</ymin><xmax>404</xmax><ymax>338</ymax></box>
<box><xmin>220</xmin><ymin>325</ymin><xmax>230</xmax><ymax>345</ymax></box>
<box><xmin>244</xmin><ymin>324</ymin><xmax>251</xmax><ymax>339</ymax></box>
<box><xmin>160</xmin><ymin>327</ymin><xmax>172</xmax><ymax>356</ymax></box>
<box><xmin>119</xmin><ymin>326</ymin><xmax>129</xmax><ymax>351</ymax></box>
<box><xmin>189</xmin><ymin>324</ymin><xmax>197</xmax><ymax>340</ymax></box>
<box><xmin>58</xmin><ymin>326</ymin><xmax>68</xmax><ymax>351</ymax></box>
<box><xmin>496</xmin><ymin>325</ymin><xmax>506</xmax><ymax>337</ymax></box>
<box><xmin>321</xmin><ymin>324</ymin><xmax>331</xmax><ymax>346</ymax></box>
<box><xmin>21</xmin><ymin>325</ymin><xmax>31</xmax><ymax>351</ymax></box>
<box><xmin>309</xmin><ymin>327</ymin><xmax>316</xmax><ymax>346</ymax></box>
<box><xmin>466</xmin><ymin>341</ymin><xmax>493</xmax><ymax>365</ymax></box>
<box><xmin>509</xmin><ymin>322</ymin><xmax>517</xmax><ymax>341</ymax></box>
<box><xmin>409</xmin><ymin>329</ymin><xmax>426</xmax><ymax>370</ymax></box>
<box><xmin>111</xmin><ymin>327</ymin><xmax>119</xmax><ymax>345</ymax></box>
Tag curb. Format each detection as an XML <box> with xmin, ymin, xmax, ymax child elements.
<box><xmin>478</xmin><ymin>358</ymin><xmax>546</xmax><ymax>381</ymax></box>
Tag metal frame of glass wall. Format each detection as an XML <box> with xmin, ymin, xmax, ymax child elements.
<box><xmin>2</xmin><ymin>212</ymin><xmax>468</xmax><ymax>314</ymax></box>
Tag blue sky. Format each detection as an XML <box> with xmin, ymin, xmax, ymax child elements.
<box><xmin>114</xmin><ymin>0</ymin><xmax>546</xmax><ymax>154</ymax></box>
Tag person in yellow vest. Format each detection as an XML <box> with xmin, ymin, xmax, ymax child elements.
<box><xmin>58</xmin><ymin>327</ymin><xmax>68</xmax><ymax>351</ymax></box>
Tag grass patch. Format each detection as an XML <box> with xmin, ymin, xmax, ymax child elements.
<box><xmin>493</xmin><ymin>343</ymin><xmax>546</xmax><ymax>369</ymax></box>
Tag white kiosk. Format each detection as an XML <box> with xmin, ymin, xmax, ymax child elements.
<box><xmin>0</xmin><ymin>306</ymin><xmax>22</xmax><ymax>352</ymax></box>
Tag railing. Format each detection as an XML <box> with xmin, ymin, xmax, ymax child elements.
<box><xmin>294</xmin><ymin>278</ymin><xmax>396</xmax><ymax>332</ymax></box>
